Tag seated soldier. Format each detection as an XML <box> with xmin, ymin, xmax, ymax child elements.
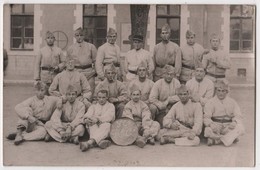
<box><xmin>204</xmin><ymin>79</ymin><xmax>245</xmax><ymax>146</ymax></box>
<box><xmin>123</xmin><ymin>84</ymin><xmax>160</xmax><ymax>148</ymax></box>
<box><xmin>80</xmin><ymin>88</ymin><xmax>115</xmax><ymax>152</ymax></box>
<box><xmin>49</xmin><ymin>57</ymin><xmax>92</xmax><ymax>110</ymax></box>
<box><xmin>159</xmin><ymin>85</ymin><xmax>203</xmax><ymax>146</ymax></box>
<box><xmin>6</xmin><ymin>82</ymin><xmax>61</xmax><ymax>145</ymax></box>
<box><xmin>186</xmin><ymin>66</ymin><xmax>214</xmax><ymax>107</ymax></box>
<box><xmin>128</xmin><ymin>61</ymin><xmax>156</xmax><ymax>119</ymax></box>
<box><xmin>45</xmin><ymin>85</ymin><xmax>85</xmax><ymax>144</ymax></box>
<box><xmin>94</xmin><ymin>63</ymin><xmax>128</xmax><ymax>119</ymax></box>
<box><xmin>149</xmin><ymin>65</ymin><xmax>181</xmax><ymax>127</ymax></box>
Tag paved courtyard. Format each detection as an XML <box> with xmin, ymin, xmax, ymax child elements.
<box><xmin>2</xmin><ymin>84</ymin><xmax>255</xmax><ymax>167</ymax></box>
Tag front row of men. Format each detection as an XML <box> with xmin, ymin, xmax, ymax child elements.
<box><xmin>7</xmin><ymin>59</ymin><xmax>245</xmax><ymax>151</ymax></box>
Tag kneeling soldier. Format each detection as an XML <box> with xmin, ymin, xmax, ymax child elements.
<box><xmin>45</xmin><ymin>85</ymin><xmax>85</xmax><ymax>144</ymax></box>
<box><xmin>159</xmin><ymin>85</ymin><xmax>203</xmax><ymax>146</ymax></box>
<box><xmin>204</xmin><ymin>80</ymin><xmax>245</xmax><ymax>146</ymax></box>
<box><xmin>6</xmin><ymin>82</ymin><xmax>61</xmax><ymax>145</ymax></box>
<box><xmin>122</xmin><ymin>84</ymin><xmax>160</xmax><ymax>148</ymax></box>
<box><xmin>80</xmin><ymin>88</ymin><xmax>115</xmax><ymax>152</ymax></box>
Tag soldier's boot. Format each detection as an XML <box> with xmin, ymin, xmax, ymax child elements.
<box><xmin>207</xmin><ymin>138</ymin><xmax>214</xmax><ymax>146</ymax></box>
<box><xmin>135</xmin><ymin>136</ymin><xmax>146</xmax><ymax>148</ymax></box>
<box><xmin>14</xmin><ymin>131</ymin><xmax>24</xmax><ymax>146</ymax></box>
<box><xmin>147</xmin><ymin>137</ymin><xmax>155</xmax><ymax>145</ymax></box>
<box><xmin>69</xmin><ymin>136</ymin><xmax>79</xmax><ymax>145</ymax></box>
<box><xmin>80</xmin><ymin>142</ymin><xmax>89</xmax><ymax>152</ymax></box>
<box><xmin>204</xmin><ymin>127</ymin><xmax>221</xmax><ymax>140</ymax></box>
<box><xmin>233</xmin><ymin>138</ymin><xmax>239</xmax><ymax>144</ymax></box>
<box><xmin>44</xmin><ymin>133</ymin><xmax>53</xmax><ymax>142</ymax></box>
<box><xmin>6</xmin><ymin>132</ymin><xmax>17</xmax><ymax>140</ymax></box>
<box><xmin>98</xmin><ymin>140</ymin><xmax>111</xmax><ymax>149</ymax></box>
<box><xmin>160</xmin><ymin>136</ymin><xmax>175</xmax><ymax>145</ymax></box>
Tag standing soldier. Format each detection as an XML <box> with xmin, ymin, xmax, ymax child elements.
<box><xmin>202</xmin><ymin>33</ymin><xmax>231</xmax><ymax>82</ymax></box>
<box><xmin>180</xmin><ymin>30</ymin><xmax>208</xmax><ymax>84</ymax></box>
<box><xmin>95</xmin><ymin>28</ymin><xmax>123</xmax><ymax>81</ymax></box>
<box><xmin>67</xmin><ymin>27</ymin><xmax>97</xmax><ymax>95</ymax></box>
<box><xmin>124</xmin><ymin>35</ymin><xmax>154</xmax><ymax>82</ymax></box>
<box><xmin>34</xmin><ymin>31</ymin><xmax>65</xmax><ymax>88</ymax></box>
<box><xmin>152</xmin><ymin>24</ymin><xmax>182</xmax><ymax>82</ymax></box>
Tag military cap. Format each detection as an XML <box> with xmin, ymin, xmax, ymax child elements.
<box><xmin>97</xmin><ymin>83</ymin><xmax>109</xmax><ymax>94</ymax></box>
<box><xmin>104</xmin><ymin>63</ymin><xmax>117</xmax><ymax>72</ymax></box>
<box><xmin>34</xmin><ymin>81</ymin><xmax>48</xmax><ymax>90</ymax></box>
<box><xmin>161</xmin><ymin>24</ymin><xmax>171</xmax><ymax>32</ymax></box>
<box><xmin>129</xmin><ymin>83</ymin><xmax>141</xmax><ymax>94</ymax></box>
<box><xmin>46</xmin><ymin>31</ymin><xmax>55</xmax><ymax>39</ymax></box>
<box><xmin>215</xmin><ymin>79</ymin><xmax>229</xmax><ymax>91</ymax></box>
<box><xmin>66</xmin><ymin>84</ymin><xmax>77</xmax><ymax>94</ymax></box>
<box><xmin>74</xmin><ymin>27</ymin><xmax>84</xmax><ymax>35</ymax></box>
<box><xmin>107</xmin><ymin>27</ymin><xmax>117</xmax><ymax>36</ymax></box>
<box><xmin>132</xmin><ymin>35</ymin><xmax>144</xmax><ymax>42</ymax></box>
<box><xmin>186</xmin><ymin>30</ymin><xmax>196</xmax><ymax>37</ymax></box>
<box><xmin>176</xmin><ymin>84</ymin><xmax>189</xmax><ymax>94</ymax></box>
<box><xmin>163</xmin><ymin>64</ymin><xmax>175</xmax><ymax>74</ymax></box>
<box><xmin>137</xmin><ymin>60</ymin><xmax>148</xmax><ymax>70</ymax></box>
<box><xmin>210</xmin><ymin>33</ymin><xmax>220</xmax><ymax>40</ymax></box>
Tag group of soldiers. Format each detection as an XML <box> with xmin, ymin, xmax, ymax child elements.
<box><xmin>6</xmin><ymin>23</ymin><xmax>245</xmax><ymax>152</ymax></box>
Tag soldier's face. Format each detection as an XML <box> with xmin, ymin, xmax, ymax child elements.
<box><xmin>107</xmin><ymin>34</ymin><xmax>117</xmax><ymax>44</ymax></box>
<box><xmin>178</xmin><ymin>91</ymin><xmax>189</xmax><ymax>104</ymax></box>
<box><xmin>195</xmin><ymin>68</ymin><xmax>205</xmax><ymax>82</ymax></box>
<box><xmin>97</xmin><ymin>92</ymin><xmax>108</xmax><ymax>105</ymax></box>
<box><xmin>36</xmin><ymin>88</ymin><xmax>46</xmax><ymax>100</ymax></box>
<box><xmin>75</xmin><ymin>33</ymin><xmax>84</xmax><ymax>43</ymax></box>
<box><xmin>66</xmin><ymin>60</ymin><xmax>75</xmax><ymax>71</ymax></box>
<box><xmin>131</xmin><ymin>90</ymin><xmax>141</xmax><ymax>102</ymax></box>
<box><xmin>46</xmin><ymin>36</ymin><xmax>55</xmax><ymax>46</ymax></box>
<box><xmin>137</xmin><ymin>67</ymin><xmax>147</xmax><ymax>79</ymax></box>
<box><xmin>186</xmin><ymin>35</ymin><xmax>195</xmax><ymax>46</ymax></box>
<box><xmin>210</xmin><ymin>38</ymin><xmax>220</xmax><ymax>50</ymax></box>
<box><xmin>133</xmin><ymin>40</ymin><xmax>143</xmax><ymax>50</ymax></box>
<box><xmin>66</xmin><ymin>91</ymin><xmax>77</xmax><ymax>103</ymax></box>
<box><xmin>160</xmin><ymin>31</ymin><xmax>170</xmax><ymax>41</ymax></box>
<box><xmin>216</xmin><ymin>87</ymin><xmax>228</xmax><ymax>100</ymax></box>
<box><xmin>105</xmin><ymin>70</ymin><xmax>116</xmax><ymax>82</ymax></box>
<box><xmin>164</xmin><ymin>72</ymin><xmax>175</xmax><ymax>83</ymax></box>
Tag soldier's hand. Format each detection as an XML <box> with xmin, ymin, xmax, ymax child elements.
<box><xmin>171</xmin><ymin>121</ymin><xmax>180</xmax><ymax>130</ymax></box>
<box><xmin>61</xmin><ymin>95</ymin><xmax>67</xmax><ymax>103</ymax></box>
<box><xmin>229</xmin><ymin>122</ymin><xmax>237</xmax><ymax>130</ymax></box>
<box><xmin>109</xmin><ymin>97</ymin><xmax>118</xmax><ymax>103</ymax></box>
<box><xmin>65</xmin><ymin>126</ymin><xmax>72</xmax><ymax>139</ymax></box>
<box><xmin>28</xmin><ymin>115</ymin><xmax>37</xmax><ymax>124</ymax></box>
<box><xmin>203</xmin><ymin>49</ymin><xmax>210</xmax><ymax>55</ymax></box>
<box><xmin>36</xmin><ymin>120</ymin><xmax>44</xmax><ymax>126</ymax></box>
<box><xmin>60</xmin><ymin>130</ymin><xmax>67</xmax><ymax>140</ymax></box>
<box><xmin>209</xmin><ymin>57</ymin><xmax>217</xmax><ymax>63</ymax></box>
<box><xmin>210</xmin><ymin>123</ymin><xmax>220</xmax><ymax>134</ymax></box>
<box><xmin>53</xmin><ymin>66</ymin><xmax>59</xmax><ymax>73</ymax></box>
<box><xmin>187</xmin><ymin>131</ymin><xmax>196</xmax><ymax>140</ymax></box>
<box><xmin>99</xmin><ymin>76</ymin><xmax>105</xmax><ymax>81</ymax></box>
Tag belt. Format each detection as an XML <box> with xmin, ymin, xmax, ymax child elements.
<box><xmin>182</xmin><ymin>63</ymin><xmax>195</xmax><ymax>70</ymax></box>
<box><xmin>178</xmin><ymin>120</ymin><xmax>192</xmax><ymax>129</ymax></box>
<box><xmin>75</xmin><ymin>64</ymin><xmax>92</xmax><ymax>69</ymax></box>
<box><xmin>206</xmin><ymin>72</ymin><xmax>225</xmax><ymax>78</ymax></box>
<box><xmin>212</xmin><ymin>117</ymin><xmax>232</xmax><ymax>123</ymax></box>
<box><xmin>156</xmin><ymin>64</ymin><xmax>175</xmax><ymax>68</ymax></box>
<box><xmin>128</xmin><ymin>69</ymin><xmax>137</xmax><ymax>75</ymax></box>
<box><xmin>104</xmin><ymin>63</ymin><xmax>120</xmax><ymax>67</ymax></box>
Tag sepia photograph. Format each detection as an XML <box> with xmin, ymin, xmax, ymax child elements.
<box><xmin>1</xmin><ymin>2</ymin><xmax>256</xmax><ymax>167</ymax></box>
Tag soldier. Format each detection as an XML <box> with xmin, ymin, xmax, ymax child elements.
<box><xmin>149</xmin><ymin>65</ymin><xmax>181</xmax><ymax>127</ymax></box>
<box><xmin>49</xmin><ymin>57</ymin><xmax>92</xmax><ymax>110</ymax></box>
<box><xmin>204</xmin><ymin>80</ymin><xmax>245</xmax><ymax>146</ymax></box>
<box><xmin>159</xmin><ymin>85</ymin><xmax>203</xmax><ymax>146</ymax></box>
<box><xmin>6</xmin><ymin>82</ymin><xmax>61</xmax><ymax>145</ymax></box>
<box><xmin>80</xmin><ymin>89</ymin><xmax>115</xmax><ymax>152</ymax></box>
<box><xmin>34</xmin><ymin>31</ymin><xmax>65</xmax><ymax>88</ymax></box>
<box><xmin>202</xmin><ymin>33</ymin><xmax>231</xmax><ymax>82</ymax></box>
<box><xmin>180</xmin><ymin>30</ymin><xmax>208</xmax><ymax>84</ymax></box>
<box><xmin>152</xmin><ymin>24</ymin><xmax>182</xmax><ymax>82</ymax></box>
<box><xmin>45</xmin><ymin>85</ymin><xmax>85</xmax><ymax>144</ymax></box>
<box><xmin>186</xmin><ymin>66</ymin><xmax>214</xmax><ymax>107</ymax></box>
<box><xmin>124</xmin><ymin>35</ymin><xmax>154</xmax><ymax>82</ymax></box>
<box><xmin>122</xmin><ymin>84</ymin><xmax>160</xmax><ymax>148</ymax></box>
<box><xmin>95</xmin><ymin>28</ymin><xmax>123</xmax><ymax>81</ymax></box>
<box><xmin>94</xmin><ymin>64</ymin><xmax>128</xmax><ymax>119</ymax></box>
<box><xmin>67</xmin><ymin>27</ymin><xmax>97</xmax><ymax>95</ymax></box>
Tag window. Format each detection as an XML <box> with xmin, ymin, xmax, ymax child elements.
<box><xmin>156</xmin><ymin>5</ymin><xmax>181</xmax><ymax>45</ymax></box>
<box><xmin>230</xmin><ymin>5</ymin><xmax>255</xmax><ymax>53</ymax></box>
<box><xmin>10</xmin><ymin>4</ymin><xmax>34</xmax><ymax>50</ymax></box>
<box><xmin>83</xmin><ymin>4</ymin><xmax>107</xmax><ymax>48</ymax></box>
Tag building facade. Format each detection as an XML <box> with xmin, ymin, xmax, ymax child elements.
<box><xmin>3</xmin><ymin>4</ymin><xmax>255</xmax><ymax>83</ymax></box>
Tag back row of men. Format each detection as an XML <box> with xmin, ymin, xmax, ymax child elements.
<box><xmin>7</xmin><ymin>53</ymin><xmax>244</xmax><ymax>151</ymax></box>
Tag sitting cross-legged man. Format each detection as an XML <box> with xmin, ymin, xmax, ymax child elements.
<box><xmin>204</xmin><ymin>79</ymin><xmax>245</xmax><ymax>146</ymax></box>
<box><xmin>80</xmin><ymin>88</ymin><xmax>115</xmax><ymax>152</ymax></box>
<box><xmin>122</xmin><ymin>84</ymin><xmax>160</xmax><ymax>148</ymax></box>
<box><xmin>45</xmin><ymin>85</ymin><xmax>85</xmax><ymax>144</ymax></box>
<box><xmin>6</xmin><ymin>82</ymin><xmax>61</xmax><ymax>145</ymax></box>
<box><xmin>158</xmin><ymin>85</ymin><xmax>203</xmax><ymax>146</ymax></box>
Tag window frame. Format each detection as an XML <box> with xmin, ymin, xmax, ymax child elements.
<box><xmin>230</xmin><ymin>5</ymin><xmax>255</xmax><ymax>53</ymax></box>
<box><xmin>10</xmin><ymin>4</ymin><xmax>34</xmax><ymax>51</ymax></box>
<box><xmin>156</xmin><ymin>5</ymin><xmax>181</xmax><ymax>45</ymax></box>
<box><xmin>82</xmin><ymin>4</ymin><xmax>107</xmax><ymax>48</ymax></box>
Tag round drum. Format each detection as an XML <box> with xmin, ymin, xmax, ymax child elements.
<box><xmin>110</xmin><ymin>118</ymin><xmax>138</xmax><ymax>146</ymax></box>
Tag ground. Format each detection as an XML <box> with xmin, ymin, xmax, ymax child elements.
<box><xmin>2</xmin><ymin>84</ymin><xmax>255</xmax><ymax>167</ymax></box>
